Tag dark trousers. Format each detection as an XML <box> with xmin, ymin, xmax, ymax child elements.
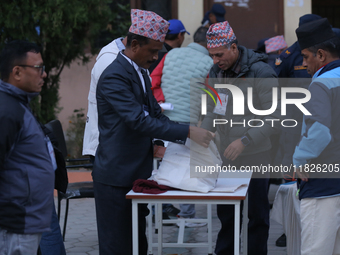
<box><xmin>215</xmin><ymin>151</ymin><xmax>271</xmax><ymax>255</ymax></box>
<box><xmin>93</xmin><ymin>181</ymin><xmax>149</xmax><ymax>255</ymax></box>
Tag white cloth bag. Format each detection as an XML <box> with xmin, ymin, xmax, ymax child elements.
<box><xmin>154</xmin><ymin>139</ymin><xmax>222</xmax><ymax>193</ymax></box>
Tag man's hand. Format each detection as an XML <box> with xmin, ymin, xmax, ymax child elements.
<box><xmin>224</xmin><ymin>138</ymin><xmax>245</xmax><ymax>161</ymax></box>
<box><xmin>189</xmin><ymin>126</ymin><xmax>214</xmax><ymax>148</ymax></box>
<box><xmin>296</xmin><ymin>167</ymin><xmax>309</xmax><ymax>182</ymax></box>
<box><xmin>158</xmin><ymin>101</ymin><xmax>164</xmax><ymax>112</ymax></box>
<box><xmin>153</xmin><ymin>145</ymin><xmax>166</xmax><ymax>158</ymax></box>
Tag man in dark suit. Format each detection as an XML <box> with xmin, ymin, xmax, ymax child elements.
<box><xmin>92</xmin><ymin>9</ymin><xmax>213</xmax><ymax>255</ymax></box>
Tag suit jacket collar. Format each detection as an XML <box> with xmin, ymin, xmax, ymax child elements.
<box><xmin>116</xmin><ymin>53</ymin><xmax>154</xmax><ymax>113</ymax></box>
<box><xmin>117</xmin><ymin>52</ymin><xmax>144</xmax><ymax>93</ymax></box>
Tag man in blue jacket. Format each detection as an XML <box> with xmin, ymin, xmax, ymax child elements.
<box><xmin>294</xmin><ymin>18</ymin><xmax>340</xmax><ymax>255</ymax></box>
<box><xmin>93</xmin><ymin>9</ymin><xmax>213</xmax><ymax>255</ymax></box>
<box><xmin>0</xmin><ymin>40</ymin><xmax>55</xmax><ymax>254</ymax></box>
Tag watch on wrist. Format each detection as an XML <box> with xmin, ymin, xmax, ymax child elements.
<box><xmin>241</xmin><ymin>135</ymin><xmax>251</xmax><ymax>147</ymax></box>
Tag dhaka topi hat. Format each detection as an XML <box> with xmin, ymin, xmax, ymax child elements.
<box><xmin>265</xmin><ymin>35</ymin><xmax>288</xmax><ymax>53</ymax></box>
<box><xmin>129</xmin><ymin>9</ymin><xmax>170</xmax><ymax>43</ymax></box>
<box><xmin>296</xmin><ymin>18</ymin><xmax>337</xmax><ymax>50</ymax></box>
<box><xmin>206</xmin><ymin>21</ymin><xmax>236</xmax><ymax>49</ymax></box>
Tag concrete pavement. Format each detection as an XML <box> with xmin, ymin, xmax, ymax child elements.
<box><xmin>58</xmin><ymin>184</ymin><xmax>287</xmax><ymax>255</ymax></box>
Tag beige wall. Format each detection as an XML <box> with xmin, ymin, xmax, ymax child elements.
<box><xmin>178</xmin><ymin>0</ymin><xmax>204</xmax><ymax>47</ymax></box>
<box><xmin>284</xmin><ymin>0</ymin><xmax>312</xmax><ymax>46</ymax></box>
<box><xmin>57</xmin><ymin>55</ymin><xmax>95</xmax><ymax>130</ymax></box>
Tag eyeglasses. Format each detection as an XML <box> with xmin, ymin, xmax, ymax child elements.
<box><xmin>18</xmin><ymin>65</ymin><xmax>45</xmax><ymax>75</ymax></box>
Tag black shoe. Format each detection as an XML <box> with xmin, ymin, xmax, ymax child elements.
<box><xmin>163</xmin><ymin>205</ymin><xmax>180</xmax><ymax>217</ymax></box>
<box><xmin>152</xmin><ymin>212</ymin><xmax>173</xmax><ymax>226</ymax></box>
<box><xmin>276</xmin><ymin>233</ymin><xmax>286</xmax><ymax>247</ymax></box>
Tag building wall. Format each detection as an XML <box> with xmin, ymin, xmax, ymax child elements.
<box><xmin>178</xmin><ymin>0</ymin><xmax>312</xmax><ymax>48</ymax></box>
<box><xmin>284</xmin><ymin>0</ymin><xmax>312</xmax><ymax>46</ymax></box>
<box><xmin>57</xmin><ymin>55</ymin><xmax>95</xmax><ymax>130</ymax></box>
<box><xmin>178</xmin><ymin>0</ymin><xmax>204</xmax><ymax>47</ymax></box>
<box><xmin>202</xmin><ymin>0</ymin><xmax>284</xmax><ymax>49</ymax></box>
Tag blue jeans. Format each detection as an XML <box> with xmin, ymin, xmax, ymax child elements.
<box><xmin>0</xmin><ymin>228</ymin><xmax>41</xmax><ymax>255</ymax></box>
<box><xmin>39</xmin><ymin>202</ymin><xmax>66</xmax><ymax>255</ymax></box>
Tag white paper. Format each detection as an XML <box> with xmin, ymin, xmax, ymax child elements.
<box><xmin>210</xmin><ymin>178</ymin><xmax>248</xmax><ymax>193</ymax></box>
<box><xmin>213</xmin><ymin>93</ymin><xmax>228</xmax><ymax>116</ymax></box>
<box><xmin>160</xmin><ymin>103</ymin><xmax>174</xmax><ymax>111</ymax></box>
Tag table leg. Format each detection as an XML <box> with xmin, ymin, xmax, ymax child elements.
<box><xmin>243</xmin><ymin>195</ymin><xmax>248</xmax><ymax>255</ymax></box>
<box><xmin>132</xmin><ymin>201</ymin><xmax>139</xmax><ymax>255</ymax></box>
<box><xmin>157</xmin><ymin>203</ymin><xmax>163</xmax><ymax>253</ymax></box>
<box><xmin>234</xmin><ymin>201</ymin><xmax>240</xmax><ymax>255</ymax></box>
<box><xmin>154</xmin><ymin>204</ymin><xmax>158</xmax><ymax>234</ymax></box>
<box><xmin>147</xmin><ymin>203</ymin><xmax>153</xmax><ymax>255</ymax></box>
<box><xmin>207</xmin><ymin>204</ymin><xmax>213</xmax><ymax>254</ymax></box>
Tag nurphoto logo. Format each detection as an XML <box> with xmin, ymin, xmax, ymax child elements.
<box><xmin>200</xmin><ymin>83</ymin><xmax>311</xmax><ymax>128</ymax></box>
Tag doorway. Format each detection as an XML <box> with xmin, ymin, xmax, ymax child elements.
<box><xmin>312</xmin><ymin>0</ymin><xmax>340</xmax><ymax>28</ymax></box>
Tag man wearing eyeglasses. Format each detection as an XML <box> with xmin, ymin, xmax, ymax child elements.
<box><xmin>0</xmin><ymin>40</ymin><xmax>55</xmax><ymax>254</ymax></box>
<box><xmin>18</xmin><ymin>64</ymin><xmax>45</xmax><ymax>76</ymax></box>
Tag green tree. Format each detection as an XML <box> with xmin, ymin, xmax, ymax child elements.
<box><xmin>0</xmin><ymin>0</ymin><xmax>130</xmax><ymax>123</ymax></box>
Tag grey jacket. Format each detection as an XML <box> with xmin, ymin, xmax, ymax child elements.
<box><xmin>201</xmin><ymin>45</ymin><xmax>281</xmax><ymax>156</ymax></box>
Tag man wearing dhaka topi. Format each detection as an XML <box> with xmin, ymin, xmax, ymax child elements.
<box><xmin>92</xmin><ymin>9</ymin><xmax>213</xmax><ymax>255</ymax></box>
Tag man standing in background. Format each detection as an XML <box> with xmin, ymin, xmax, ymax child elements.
<box><xmin>148</xmin><ymin>19</ymin><xmax>189</xmax><ymax>73</ymax></box>
<box><xmin>0</xmin><ymin>40</ymin><xmax>55</xmax><ymax>255</ymax></box>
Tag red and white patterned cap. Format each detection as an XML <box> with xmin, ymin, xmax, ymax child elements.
<box><xmin>206</xmin><ymin>21</ymin><xmax>237</xmax><ymax>49</ymax></box>
<box><xmin>265</xmin><ymin>35</ymin><xmax>287</xmax><ymax>53</ymax></box>
<box><xmin>129</xmin><ymin>9</ymin><xmax>170</xmax><ymax>42</ymax></box>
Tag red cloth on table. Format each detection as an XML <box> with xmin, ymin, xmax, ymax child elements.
<box><xmin>132</xmin><ymin>179</ymin><xmax>174</xmax><ymax>194</ymax></box>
